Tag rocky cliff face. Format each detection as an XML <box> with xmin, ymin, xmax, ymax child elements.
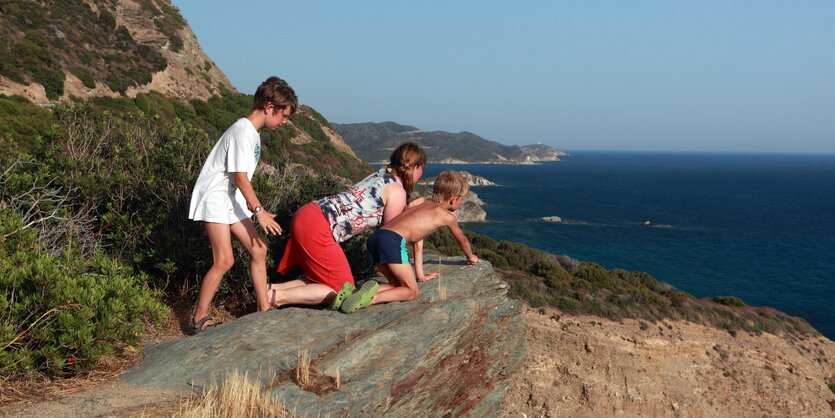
<box><xmin>0</xmin><ymin>0</ymin><xmax>234</xmax><ymax>102</ymax></box>
<box><xmin>122</xmin><ymin>255</ymin><xmax>525</xmax><ymax>417</ymax></box>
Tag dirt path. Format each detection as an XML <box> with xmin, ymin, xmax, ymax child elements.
<box><xmin>1</xmin><ymin>382</ymin><xmax>183</xmax><ymax>418</ymax></box>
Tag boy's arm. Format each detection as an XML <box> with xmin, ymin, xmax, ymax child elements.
<box><xmin>233</xmin><ymin>172</ymin><xmax>282</xmax><ymax>236</ymax></box>
<box><xmin>447</xmin><ymin>217</ymin><xmax>478</xmax><ymax>265</ymax></box>
<box><xmin>413</xmin><ymin>239</ymin><xmax>438</xmax><ymax>281</ymax></box>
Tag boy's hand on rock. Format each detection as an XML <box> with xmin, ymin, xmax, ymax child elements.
<box><xmin>467</xmin><ymin>255</ymin><xmax>479</xmax><ymax>265</ymax></box>
<box><xmin>419</xmin><ymin>272</ymin><xmax>439</xmax><ymax>282</ymax></box>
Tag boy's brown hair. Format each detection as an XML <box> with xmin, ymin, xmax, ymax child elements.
<box><xmin>432</xmin><ymin>171</ymin><xmax>469</xmax><ymax>202</ymax></box>
<box><xmin>253</xmin><ymin>76</ymin><xmax>298</xmax><ymax>113</ymax></box>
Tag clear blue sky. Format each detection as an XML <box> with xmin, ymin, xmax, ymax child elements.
<box><xmin>172</xmin><ymin>1</ymin><xmax>835</xmax><ymax>153</ymax></box>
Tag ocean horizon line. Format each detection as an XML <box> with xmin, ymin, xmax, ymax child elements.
<box><xmin>560</xmin><ymin>149</ymin><xmax>835</xmax><ymax>157</ymax></box>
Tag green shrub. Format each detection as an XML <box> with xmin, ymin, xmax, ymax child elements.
<box><xmin>0</xmin><ymin>208</ymin><xmax>168</xmax><ymax>376</ymax></box>
<box><xmin>713</xmin><ymin>296</ymin><xmax>746</xmax><ymax>307</ymax></box>
<box><xmin>134</xmin><ymin>93</ymin><xmax>152</xmax><ymax>116</ymax></box>
<box><xmin>557</xmin><ymin>296</ymin><xmax>581</xmax><ymax>312</ymax></box>
<box><xmin>69</xmin><ymin>67</ymin><xmax>96</xmax><ymax>89</ymax></box>
<box><xmin>290</xmin><ymin>110</ymin><xmax>331</xmax><ymax>144</ymax></box>
<box><xmin>12</xmin><ymin>32</ymin><xmax>65</xmax><ymax>99</ymax></box>
<box><xmin>574</xmin><ymin>262</ymin><xmax>617</xmax><ymax>291</ymax></box>
<box><xmin>474</xmin><ymin>248</ymin><xmax>508</xmax><ymax>269</ymax></box>
<box><xmin>0</xmin><ymin>95</ymin><xmax>53</xmax><ymax>147</ymax></box>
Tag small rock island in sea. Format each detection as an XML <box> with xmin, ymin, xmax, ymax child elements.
<box><xmin>419</xmin><ymin>171</ymin><xmax>495</xmax><ymax>187</ymax></box>
<box><xmin>642</xmin><ymin>220</ymin><xmax>672</xmax><ymax>228</ymax></box>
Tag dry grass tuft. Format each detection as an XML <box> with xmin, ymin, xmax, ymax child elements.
<box><xmin>175</xmin><ymin>371</ymin><xmax>288</xmax><ymax>418</ymax></box>
<box><xmin>335</xmin><ymin>368</ymin><xmax>341</xmax><ymax>390</ymax></box>
<box><xmin>296</xmin><ymin>348</ymin><xmax>312</xmax><ymax>389</ymax></box>
<box><xmin>438</xmin><ymin>278</ymin><xmax>448</xmax><ymax>301</ymax></box>
<box><xmin>270</xmin><ymin>347</ymin><xmax>340</xmax><ymax>396</ymax></box>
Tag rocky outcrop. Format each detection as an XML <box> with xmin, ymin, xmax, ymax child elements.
<box><xmin>520</xmin><ymin>144</ymin><xmax>568</xmax><ymax>162</ymax></box>
<box><xmin>501</xmin><ymin>307</ymin><xmax>835</xmax><ymax>417</ymax></box>
<box><xmin>457</xmin><ymin>192</ymin><xmax>488</xmax><ymax>223</ymax></box>
<box><xmin>421</xmin><ymin>171</ymin><xmax>496</xmax><ymax>187</ymax></box>
<box><xmin>122</xmin><ymin>255</ymin><xmax>525</xmax><ymax>417</ymax></box>
<box><xmin>642</xmin><ymin>220</ymin><xmax>672</xmax><ymax>228</ymax></box>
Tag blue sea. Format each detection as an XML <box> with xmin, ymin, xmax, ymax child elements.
<box><xmin>424</xmin><ymin>152</ymin><xmax>835</xmax><ymax>339</ymax></box>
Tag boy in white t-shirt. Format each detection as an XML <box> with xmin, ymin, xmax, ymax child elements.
<box><xmin>188</xmin><ymin>76</ymin><xmax>296</xmax><ymax>334</ymax></box>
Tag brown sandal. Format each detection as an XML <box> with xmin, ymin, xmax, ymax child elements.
<box><xmin>191</xmin><ymin>315</ymin><xmax>220</xmax><ymax>335</ymax></box>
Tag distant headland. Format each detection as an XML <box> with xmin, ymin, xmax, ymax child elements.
<box><xmin>332</xmin><ymin>121</ymin><xmax>566</xmax><ymax>164</ymax></box>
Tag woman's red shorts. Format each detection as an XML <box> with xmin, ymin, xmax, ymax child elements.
<box><xmin>276</xmin><ymin>202</ymin><xmax>354</xmax><ymax>291</ymax></box>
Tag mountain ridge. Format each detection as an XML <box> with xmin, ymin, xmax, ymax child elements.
<box><xmin>333</xmin><ymin>121</ymin><xmax>567</xmax><ymax>164</ymax></box>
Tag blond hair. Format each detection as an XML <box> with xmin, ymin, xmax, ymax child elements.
<box><xmin>388</xmin><ymin>142</ymin><xmax>427</xmax><ymax>196</ymax></box>
<box><xmin>432</xmin><ymin>171</ymin><xmax>469</xmax><ymax>202</ymax></box>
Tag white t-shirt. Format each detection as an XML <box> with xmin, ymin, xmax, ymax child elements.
<box><xmin>188</xmin><ymin>118</ymin><xmax>261</xmax><ymax>221</ymax></box>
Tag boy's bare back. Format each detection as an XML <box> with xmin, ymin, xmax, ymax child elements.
<box><xmin>381</xmin><ymin>197</ymin><xmax>456</xmax><ymax>244</ymax></box>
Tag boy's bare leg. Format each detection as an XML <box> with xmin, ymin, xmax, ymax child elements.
<box><xmin>195</xmin><ymin>223</ymin><xmax>235</xmax><ymax>327</ymax></box>
<box><xmin>370</xmin><ymin>263</ymin><xmax>419</xmax><ymax>305</ymax></box>
<box><xmin>271</xmin><ymin>283</ymin><xmax>335</xmax><ymax>308</ymax></box>
<box><xmin>376</xmin><ymin>283</ymin><xmax>394</xmax><ymax>292</ymax></box>
<box><xmin>230</xmin><ymin>219</ymin><xmax>270</xmax><ymax>312</ymax></box>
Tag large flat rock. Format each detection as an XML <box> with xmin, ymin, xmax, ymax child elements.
<box><xmin>122</xmin><ymin>255</ymin><xmax>526</xmax><ymax>417</ymax></box>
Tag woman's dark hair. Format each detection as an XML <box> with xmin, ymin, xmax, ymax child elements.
<box><xmin>388</xmin><ymin>142</ymin><xmax>427</xmax><ymax>196</ymax></box>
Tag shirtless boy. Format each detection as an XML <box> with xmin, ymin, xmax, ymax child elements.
<box><xmin>339</xmin><ymin>171</ymin><xmax>479</xmax><ymax>313</ymax></box>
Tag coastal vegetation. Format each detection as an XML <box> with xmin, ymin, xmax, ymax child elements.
<box><xmin>424</xmin><ymin>229</ymin><xmax>816</xmax><ymax>339</ymax></box>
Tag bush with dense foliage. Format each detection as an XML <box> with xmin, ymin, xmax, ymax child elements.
<box><xmin>0</xmin><ymin>207</ymin><xmax>168</xmax><ymax>375</ymax></box>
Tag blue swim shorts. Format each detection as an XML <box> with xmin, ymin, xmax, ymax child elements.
<box><xmin>366</xmin><ymin>229</ymin><xmax>410</xmax><ymax>265</ymax></box>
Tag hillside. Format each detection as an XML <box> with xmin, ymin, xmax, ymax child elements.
<box><xmin>332</xmin><ymin>121</ymin><xmax>566</xmax><ymax>164</ymax></box>
<box><xmin>0</xmin><ymin>0</ymin><xmax>233</xmax><ymax>102</ymax></box>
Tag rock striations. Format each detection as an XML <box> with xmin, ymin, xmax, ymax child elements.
<box><xmin>122</xmin><ymin>255</ymin><xmax>525</xmax><ymax>417</ymax></box>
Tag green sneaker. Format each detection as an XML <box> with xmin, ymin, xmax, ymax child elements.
<box><xmin>340</xmin><ymin>280</ymin><xmax>379</xmax><ymax>313</ymax></box>
<box><xmin>330</xmin><ymin>282</ymin><xmax>355</xmax><ymax>310</ymax></box>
